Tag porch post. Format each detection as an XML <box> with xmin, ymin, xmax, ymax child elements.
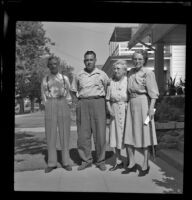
<box><xmin>154</xmin><ymin>43</ymin><xmax>165</xmax><ymax>95</ymax></box>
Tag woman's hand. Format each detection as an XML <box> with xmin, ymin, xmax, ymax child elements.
<box><xmin>109</xmin><ymin>108</ymin><xmax>115</xmax><ymax>118</ymax></box>
<box><xmin>106</xmin><ymin>101</ymin><xmax>115</xmax><ymax>118</ymax></box>
<box><xmin>148</xmin><ymin>98</ymin><xmax>156</xmax><ymax>120</ymax></box>
<box><xmin>148</xmin><ymin>108</ymin><xmax>155</xmax><ymax>120</ymax></box>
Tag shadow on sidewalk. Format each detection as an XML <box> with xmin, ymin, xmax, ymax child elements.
<box><xmin>15</xmin><ymin>131</ymin><xmax>128</xmax><ymax>170</ymax></box>
<box><xmin>42</xmin><ymin>149</ymin><xmax>120</xmax><ymax>167</ymax></box>
<box><xmin>151</xmin><ymin>157</ymin><xmax>183</xmax><ymax>193</ymax></box>
<box><xmin>15</xmin><ymin>132</ymin><xmax>46</xmax><ymax>155</ymax></box>
<box><xmin>68</xmin><ymin>149</ymin><xmax>127</xmax><ymax>167</ymax></box>
<box><xmin>136</xmin><ymin>149</ymin><xmax>183</xmax><ymax>193</ymax></box>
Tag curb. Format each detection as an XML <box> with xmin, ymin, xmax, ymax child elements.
<box><xmin>155</xmin><ymin>122</ymin><xmax>184</xmax><ymax>130</ymax></box>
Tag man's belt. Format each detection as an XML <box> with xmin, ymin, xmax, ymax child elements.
<box><xmin>46</xmin><ymin>96</ymin><xmax>66</xmax><ymax>99</ymax></box>
<box><xmin>78</xmin><ymin>96</ymin><xmax>104</xmax><ymax>100</ymax></box>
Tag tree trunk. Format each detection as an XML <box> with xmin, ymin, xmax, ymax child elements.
<box><xmin>36</xmin><ymin>97</ymin><xmax>43</xmax><ymax>111</ymax></box>
<box><xmin>30</xmin><ymin>98</ymin><xmax>35</xmax><ymax>112</ymax></box>
<box><xmin>38</xmin><ymin>102</ymin><xmax>44</xmax><ymax>111</ymax></box>
<box><xmin>18</xmin><ymin>98</ymin><xmax>24</xmax><ymax>114</ymax></box>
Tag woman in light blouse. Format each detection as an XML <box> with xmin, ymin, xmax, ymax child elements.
<box><xmin>106</xmin><ymin>60</ymin><xmax>128</xmax><ymax>171</ymax></box>
<box><xmin>123</xmin><ymin>50</ymin><xmax>159</xmax><ymax>176</ymax></box>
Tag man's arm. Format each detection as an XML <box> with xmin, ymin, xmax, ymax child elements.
<box><xmin>41</xmin><ymin>78</ymin><xmax>47</xmax><ymax>105</ymax></box>
<box><xmin>70</xmin><ymin>74</ymin><xmax>79</xmax><ymax>102</ymax></box>
<box><xmin>63</xmin><ymin>76</ymin><xmax>73</xmax><ymax>105</ymax></box>
<box><xmin>102</xmin><ymin>71</ymin><xmax>110</xmax><ymax>93</ymax></box>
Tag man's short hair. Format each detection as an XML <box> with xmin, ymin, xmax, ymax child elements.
<box><xmin>84</xmin><ymin>51</ymin><xmax>96</xmax><ymax>59</ymax></box>
<box><xmin>47</xmin><ymin>56</ymin><xmax>60</xmax><ymax>67</ymax></box>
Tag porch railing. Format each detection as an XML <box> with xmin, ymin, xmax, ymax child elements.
<box><xmin>111</xmin><ymin>42</ymin><xmax>171</xmax><ymax>59</ymax></box>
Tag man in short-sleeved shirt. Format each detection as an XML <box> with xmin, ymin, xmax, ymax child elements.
<box><xmin>71</xmin><ymin>51</ymin><xmax>109</xmax><ymax>171</ymax></box>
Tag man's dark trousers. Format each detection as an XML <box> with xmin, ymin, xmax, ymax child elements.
<box><xmin>76</xmin><ymin>97</ymin><xmax>106</xmax><ymax>166</ymax></box>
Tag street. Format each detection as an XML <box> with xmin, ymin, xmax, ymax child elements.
<box><xmin>14</xmin><ymin>111</ymin><xmax>183</xmax><ymax>193</ymax></box>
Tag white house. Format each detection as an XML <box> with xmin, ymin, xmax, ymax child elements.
<box><xmin>170</xmin><ymin>45</ymin><xmax>186</xmax><ymax>83</ymax></box>
<box><xmin>102</xmin><ymin>25</ymin><xmax>186</xmax><ymax>94</ymax></box>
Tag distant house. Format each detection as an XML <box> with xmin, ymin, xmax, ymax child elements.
<box><xmin>102</xmin><ymin>25</ymin><xmax>186</xmax><ymax>93</ymax></box>
<box><xmin>95</xmin><ymin>65</ymin><xmax>103</xmax><ymax>70</ymax></box>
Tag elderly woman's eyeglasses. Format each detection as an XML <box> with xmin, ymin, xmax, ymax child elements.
<box><xmin>133</xmin><ymin>58</ymin><xmax>144</xmax><ymax>61</ymax></box>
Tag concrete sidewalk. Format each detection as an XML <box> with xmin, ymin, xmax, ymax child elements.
<box><xmin>14</xmin><ymin>149</ymin><xmax>183</xmax><ymax>193</ymax></box>
<box><xmin>14</xmin><ymin>118</ymin><xmax>183</xmax><ymax>193</ymax></box>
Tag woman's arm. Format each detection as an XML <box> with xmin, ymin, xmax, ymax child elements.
<box><xmin>106</xmin><ymin>101</ymin><xmax>115</xmax><ymax>117</ymax></box>
<box><xmin>148</xmin><ymin>98</ymin><xmax>156</xmax><ymax>120</ymax></box>
<box><xmin>145</xmin><ymin>71</ymin><xmax>159</xmax><ymax>120</ymax></box>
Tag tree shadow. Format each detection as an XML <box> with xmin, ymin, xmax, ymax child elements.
<box><xmin>151</xmin><ymin>156</ymin><xmax>183</xmax><ymax>193</ymax></box>
<box><xmin>15</xmin><ymin>132</ymin><xmax>70</xmax><ymax>167</ymax></box>
<box><xmin>15</xmin><ymin>132</ymin><xmax>34</xmax><ymax>140</ymax></box>
<box><xmin>105</xmin><ymin>151</ymin><xmax>128</xmax><ymax>168</ymax></box>
<box><xmin>151</xmin><ymin>158</ymin><xmax>183</xmax><ymax>193</ymax></box>
<box><xmin>15</xmin><ymin>132</ymin><xmax>47</xmax><ymax>155</ymax></box>
<box><xmin>15</xmin><ymin>131</ymin><xmax>128</xmax><ymax>171</ymax></box>
<box><xmin>68</xmin><ymin>148</ymin><xmax>128</xmax><ymax>167</ymax></box>
<box><xmin>136</xmin><ymin>149</ymin><xmax>183</xmax><ymax>193</ymax></box>
<box><xmin>15</xmin><ymin>132</ymin><xmax>128</xmax><ymax>168</ymax></box>
<box><xmin>69</xmin><ymin>148</ymin><xmax>81</xmax><ymax>165</ymax></box>
<box><xmin>152</xmin><ymin>177</ymin><xmax>182</xmax><ymax>193</ymax></box>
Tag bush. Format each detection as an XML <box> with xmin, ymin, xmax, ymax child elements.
<box><xmin>163</xmin><ymin>95</ymin><xmax>185</xmax><ymax>109</ymax></box>
<box><xmin>155</xmin><ymin>95</ymin><xmax>185</xmax><ymax>122</ymax></box>
<box><xmin>165</xmin><ymin>76</ymin><xmax>185</xmax><ymax>96</ymax></box>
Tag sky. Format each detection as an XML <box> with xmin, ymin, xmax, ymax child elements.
<box><xmin>42</xmin><ymin>22</ymin><xmax>138</xmax><ymax>73</ymax></box>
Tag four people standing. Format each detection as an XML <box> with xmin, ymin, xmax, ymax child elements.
<box><xmin>42</xmin><ymin>49</ymin><xmax>159</xmax><ymax>176</ymax></box>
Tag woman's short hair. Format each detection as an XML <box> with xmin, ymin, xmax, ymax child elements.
<box><xmin>132</xmin><ymin>49</ymin><xmax>148</xmax><ymax>66</ymax></box>
<box><xmin>113</xmin><ymin>60</ymin><xmax>128</xmax><ymax>71</ymax></box>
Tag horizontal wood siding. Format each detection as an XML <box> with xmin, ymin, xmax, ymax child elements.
<box><xmin>171</xmin><ymin>45</ymin><xmax>186</xmax><ymax>83</ymax></box>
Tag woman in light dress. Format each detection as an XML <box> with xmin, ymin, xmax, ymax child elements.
<box><xmin>123</xmin><ymin>50</ymin><xmax>159</xmax><ymax>176</ymax></box>
<box><xmin>106</xmin><ymin>60</ymin><xmax>128</xmax><ymax>171</ymax></box>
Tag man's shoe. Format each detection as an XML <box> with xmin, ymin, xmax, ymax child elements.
<box><xmin>45</xmin><ymin>166</ymin><xmax>57</xmax><ymax>173</ymax></box>
<box><xmin>63</xmin><ymin>165</ymin><xmax>72</xmax><ymax>171</ymax></box>
<box><xmin>77</xmin><ymin>162</ymin><xmax>92</xmax><ymax>171</ymax></box>
<box><xmin>109</xmin><ymin>162</ymin><xmax>123</xmax><ymax>171</ymax></box>
<box><xmin>97</xmin><ymin>164</ymin><xmax>107</xmax><ymax>171</ymax></box>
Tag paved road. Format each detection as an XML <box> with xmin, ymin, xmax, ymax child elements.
<box><xmin>14</xmin><ymin>112</ymin><xmax>183</xmax><ymax>193</ymax></box>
